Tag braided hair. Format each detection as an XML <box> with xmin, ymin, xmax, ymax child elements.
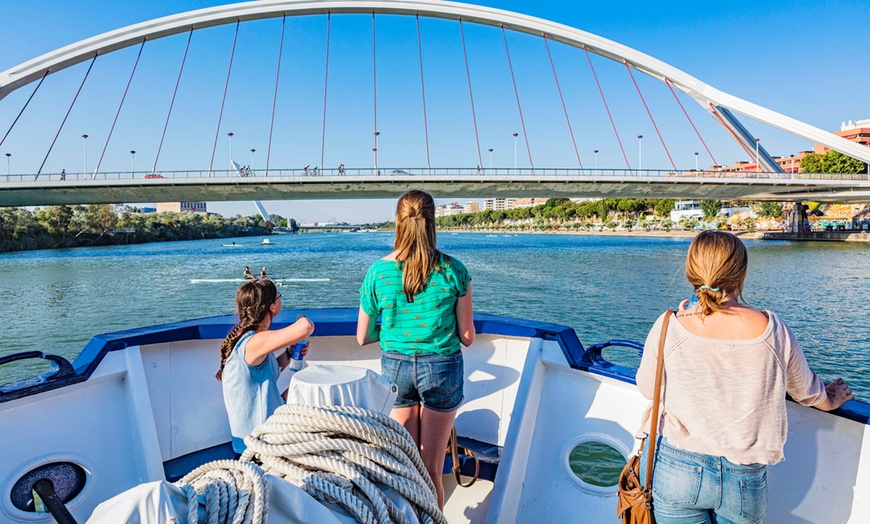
<box><xmin>216</xmin><ymin>279</ymin><xmax>279</xmax><ymax>381</ymax></box>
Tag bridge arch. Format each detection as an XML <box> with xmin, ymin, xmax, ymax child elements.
<box><xmin>1</xmin><ymin>0</ymin><xmax>868</xmax><ymax>166</ymax></box>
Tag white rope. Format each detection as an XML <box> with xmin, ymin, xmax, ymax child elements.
<box><xmin>174</xmin><ymin>459</ymin><xmax>269</xmax><ymax>524</ymax></box>
<box><xmin>170</xmin><ymin>404</ymin><xmax>445</xmax><ymax>524</ymax></box>
<box><xmin>243</xmin><ymin>404</ymin><xmax>447</xmax><ymax>524</ymax></box>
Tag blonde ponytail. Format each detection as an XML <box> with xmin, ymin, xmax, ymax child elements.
<box><xmin>685</xmin><ymin>231</ymin><xmax>748</xmax><ymax>317</ymax></box>
<box><xmin>394</xmin><ymin>190</ymin><xmax>440</xmax><ymax>301</ymax></box>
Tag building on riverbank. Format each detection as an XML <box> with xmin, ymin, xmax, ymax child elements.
<box><xmin>435</xmin><ymin>202</ymin><xmax>463</xmax><ymax>217</ymax></box>
<box><xmin>815</xmin><ymin>119</ymin><xmax>870</xmax><ymax>154</ymax></box>
<box><xmin>156</xmin><ymin>201</ymin><xmax>207</xmax><ymax>214</ymax></box>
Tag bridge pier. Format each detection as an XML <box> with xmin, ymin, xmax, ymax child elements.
<box><xmin>787</xmin><ymin>202</ymin><xmax>810</xmax><ymax>233</ymax></box>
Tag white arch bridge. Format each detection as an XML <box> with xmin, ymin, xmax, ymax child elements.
<box><xmin>1</xmin><ymin>0</ymin><xmax>868</xmax><ymax>206</ymax></box>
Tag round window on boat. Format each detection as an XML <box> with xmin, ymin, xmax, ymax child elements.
<box><xmin>566</xmin><ymin>439</ymin><xmax>627</xmax><ymax>491</ymax></box>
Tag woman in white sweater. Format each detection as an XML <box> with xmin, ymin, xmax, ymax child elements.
<box><xmin>636</xmin><ymin>231</ymin><xmax>853</xmax><ymax>523</ymax></box>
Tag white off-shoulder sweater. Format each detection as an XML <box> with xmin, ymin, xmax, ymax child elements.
<box><xmin>636</xmin><ymin>310</ymin><xmax>828</xmax><ymax>465</ymax></box>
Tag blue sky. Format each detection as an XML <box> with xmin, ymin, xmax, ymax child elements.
<box><xmin>1</xmin><ymin>0</ymin><xmax>868</xmax><ymax>222</ymax></box>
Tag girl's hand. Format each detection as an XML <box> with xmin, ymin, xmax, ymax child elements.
<box><xmin>300</xmin><ymin>340</ymin><xmax>310</xmax><ymax>358</ymax></box>
<box><xmin>678</xmin><ymin>299</ymin><xmax>689</xmax><ymax>311</ymax></box>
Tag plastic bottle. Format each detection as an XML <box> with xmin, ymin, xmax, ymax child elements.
<box><xmin>686</xmin><ymin>293</ymin><xmax>699</xmax><ymax>309</ymax></box>
<box><xmin>289</xmin><ymin>340</ymin><xmax>307</xmax><ymax>372</ymax></box>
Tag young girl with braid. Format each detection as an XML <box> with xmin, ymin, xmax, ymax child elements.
<box><xmin>356</xmin><ymin>190</ymin><xmax>475</xmax><ymax>509</ymax></box>
<box><xmin>216</xmin><ymin>278</ymin><xmax>314</xmax><ymax>453</ymax></box>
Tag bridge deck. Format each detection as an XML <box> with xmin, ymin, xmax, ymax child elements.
<box><xmin>1</xmin><ymin>171</ymin><xmax>868</xmax><ymax>206</ymax></box>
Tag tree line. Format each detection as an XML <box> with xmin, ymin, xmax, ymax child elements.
<box><xmin>435</xmin><ymin>198</ymin><xmax>785</xmax><ymax>231</ymax></box>
<box><xmin>0</xmin><ymin>205</ymin><xmax>273</xmax><ymax>252</ymax></box>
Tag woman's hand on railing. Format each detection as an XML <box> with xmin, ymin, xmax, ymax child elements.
<box><xmin>818</xmin><ymin>378</ymin><xmax>855</xmax><ymax>411</ymax></box>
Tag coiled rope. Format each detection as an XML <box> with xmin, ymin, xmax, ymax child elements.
<box><xmin>175</xmin><ymin>404</ymin><xmax>446</xmax><ymax>524</ymax></box>
<box><xmin>175</xmin><ymin>460</ymin><xmax>269</xmax><ymax>524</ymax></box>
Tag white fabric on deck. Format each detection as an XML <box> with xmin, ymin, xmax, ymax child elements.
<box><xmin>286</xmin><ymin>365</ymin><xmax>398</xmax><ymax>415</ymax></box>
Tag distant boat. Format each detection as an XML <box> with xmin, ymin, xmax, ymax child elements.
<box><xmin>260</xmin><ymin>238</ymin><xmax>272</xmax><ymax>245</ymax></box>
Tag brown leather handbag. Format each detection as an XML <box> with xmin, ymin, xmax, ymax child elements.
<box><xmin>616</xmin><ymin>311</ymin><xmax>673</xmax><ymax>524</ymax></box>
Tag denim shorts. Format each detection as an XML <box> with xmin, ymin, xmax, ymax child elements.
<box><xmin>640</xmin><ymin>436</ymin><xmax>768</xmax><ymax>524</ymax></box>
<box><xmin>380</xmin><ymin>351</ymin><xmax>464</xmax><ymax>412</ymax></box>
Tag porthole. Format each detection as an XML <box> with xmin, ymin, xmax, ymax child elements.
<box><xmin>562</xmin><ymin>434</ymin><xmax>630</xmax><ymax>495</ymax></box>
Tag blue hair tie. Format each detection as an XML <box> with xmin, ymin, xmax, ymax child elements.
<box><xmin>699</xmin><ymin>285</ymin><xmax>720</xmax><ymax>292</ymax></box>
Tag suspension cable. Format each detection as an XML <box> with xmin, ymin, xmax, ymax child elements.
<box><xmin>266</xmin><ymin>15</ymin><xmax>286</xmax><ymax>176</ymax></box>
<box><xmin>625</xmin><ymin>62</ymin><xmax>676</xmax><ymax>170</ymax></box>
<box><xmin>666</xmin><ymin>79</ymin><xmax>718</xmax><ymax>167</ymax></box>
<box><xmin>208</xmin><ymin>20</ymin><xmax>240</xmax><ymax>177</ymax></box>
<box><xmin>93</xmin><ymin>39</ymin><xmax>146</xmax><ymax>179</ymax></box>
<box><xmin>372</xmin><ymin>12</ymin><xmax>378</xmax><ymax>167</ymax></box>
<box><xmin>543</xmin><ymin>36</ymin><xmax>582</xmax><ymax>169</ymax></box>
<box><xmin>416</xmin><ymin>14</ymin><xmax>431</xmax><ymax>170</ymax></box>
<box><xmin>459</xmin><ymin>19</ymin><xmax>483</xmax><ymax>170</ymax></box>
<box><xmin>584</xmin><ymin>46</ymin><xmax>631</xmax><ymax>171</ymax></box>
<box><xmin>320</xmin><ymin>12</ymin><xmax>331</xmax><ymax>170</ymax></box>
<box><xmin>153</xmin><ymin>28</ymin><xmax>193</xmax><ymax>175</ymax></box>
<box><xmin>0</xmin><ymin>71</ymin><xmax>48</xmax><ymax>149</ymax></box>
<box><xmin>502</xmin><ymin>26</ymin><xmax>534</xmax><ymax>172</ymax></box>
<box><xmin>37</xmin><ymin>54</ymin><xmax>98</xmax><ymax>178</ymax></box>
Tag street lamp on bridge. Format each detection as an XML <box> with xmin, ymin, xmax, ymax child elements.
<box><xmin>594</xmin><ymin>149</ymin><xmax>598</xmax><ymax>170</ymax></box>
<box><xmin>488</xmin><ymin>148</ymin><xmax>493</xmax><ymax>170</ymax></box>
<box><xmin>5</xmin><ymin>153</ymin><xmax>9</xmax><ymax>176</ymax></box>
<box><xmin>695</xmin><ymin>152</ymin><xmax>699</xmax><ymax>171</ymax></box>
<box><xmin>131</xmin><ymin>150</ymin><xmax>136</xmax><ymax>173</ymax></box>
<box><xmin>755</xmin><ymin>138</ymin><xmax>760</xmax><ymax>172</ymax></box>
<box><xmin>374</xmin><ymin>131</ymin><xmax>380</xmax><ymax>174</ymax></box>
<box><xmin>637</xmin><ymin>135</ymin><xmax>643</xmax><ymax>171</ymax></box>
<box><xmin>227</xmin><ymin>132</ymin><xmax>234</xmax><ymax>165</ymax></box>
<box><xmin>82</xmin><ymin>134</ymin><xmax>89</xmax><ymax>175</ymax></box>
<box><xmin>251</xmin><ymin>149</ymin><xmax>256</xmax><ymax>172</ymax></box>
<box><xmin>512</xmin><ymin>132</ymin><xmax>518</xmax><ymax>169</ymax></box>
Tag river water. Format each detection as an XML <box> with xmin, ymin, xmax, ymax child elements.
<box><xmin>1</xmin><ymin>232</ymin><xmax>868</xmax><ymax>398</ymax></box>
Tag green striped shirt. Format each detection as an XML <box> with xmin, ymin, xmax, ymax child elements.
<box><xmin>360</xmin><ymin>254</ymin><xmax>470</xmax><ymax>356</ymax></box>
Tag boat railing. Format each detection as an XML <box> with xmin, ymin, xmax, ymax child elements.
<box><xmin>1</xmin><ymin>309</ymin><xmax>868</xmax><ymax>426</ymax></box>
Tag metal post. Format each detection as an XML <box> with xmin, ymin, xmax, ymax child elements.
<box><xmin>488</xmin><ymin>148</ymin><xmax>493</xmax><ymax>170</ymax></box>
<box><xmin>227</xmin><ymin>132</ymin><xmax>234</xmax><ymax>164</ymax></box>
<box><xmin>374</xmin><ymin>131</ymin><xmax>380</xmax><ymax>175</ymax></box>
<box><xmin>512</xmin><ymin>132</ymin><xmax>518</xmax><ymax>170</ymax></box>
<box><xmin>82</xmin><ymin>134</ymin><xmax>89</xmax><ymax>175</ymax></box>
<box><xmin>594</xmin><ymin>150</ymin><xmax>598</xmax><ymax>170</ymax></box>
<box><xmin>755</xmin><ymin>138</ymin><xmax>760</xmax><ymax>172</ymax></box>
<box><xmin>694</xmin><ymin>152</ymin><xmax>699</xmax><ymax>171</ymax></box>
<box><xmin>131</xmin><ymin>150</ymin><xmax>136</xmax><ymax>173</ymax></box>
<box><xmin>790</xmin><ymin>154</ymin><xmax>794</xmax><ymax>174</ymax></box>
<box><xmin>4</xmin><ymin>153</ymin><xmax>9</xmax><ymax>176</ymax></box>
<box><xmin>251</xmin><ymin>148</ymin><xmax>256</xmax><ymax>172</ymax></box>
<box><xmin>637</xmin><ymin>135</ymin><xmax>643</xmax><ymax>171</ymax></box>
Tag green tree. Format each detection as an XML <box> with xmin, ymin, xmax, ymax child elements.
<box><xmin>700</xmin><ymin>200</ymin><xmax>722</xmax><ymax>220</ymax></box>
<box><xmin>800</xmin><ymin>150</ymin><xmax>868</xmax><ymax>174</ymax></box>
<box><xmin>654</xmin><ymin>199</ymin><xmax>676</xmax><ymax>217</ymax></box>
<box><xmin>754</xmin><ymin>202</ymin><xmax>784</xmax><ymax>218</ymax></box>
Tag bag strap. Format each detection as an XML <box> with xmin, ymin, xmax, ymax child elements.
<box><xmin>644</xmin><ymin>310</ymin><xmax>674</xmax><ymax>499</ymax></box>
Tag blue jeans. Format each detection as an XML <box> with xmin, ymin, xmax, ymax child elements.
<box><xmin>640</xmin><ymin>437</ymin><xmax>768</xmax><ymax>524</ymax></box>
<box><xmin>380</xmin><ymin>351</ymin><xmax>464</xmax><ymax>412</ymax></box>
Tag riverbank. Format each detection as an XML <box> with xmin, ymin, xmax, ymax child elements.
<box><xmin>438</xmin><ymin>227</ymin><xmax>870</xmax><ymax>242</ymax></box>
<box><xmin>437</xmin><ymin>228</ymin><xmax>746</xmax><ymax>239</ymax></box>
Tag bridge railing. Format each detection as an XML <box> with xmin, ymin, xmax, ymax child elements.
<box><xmin>3</xmin><ymin>167</ymin><xmax>869</xmax><ymax>183</ymax></box>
